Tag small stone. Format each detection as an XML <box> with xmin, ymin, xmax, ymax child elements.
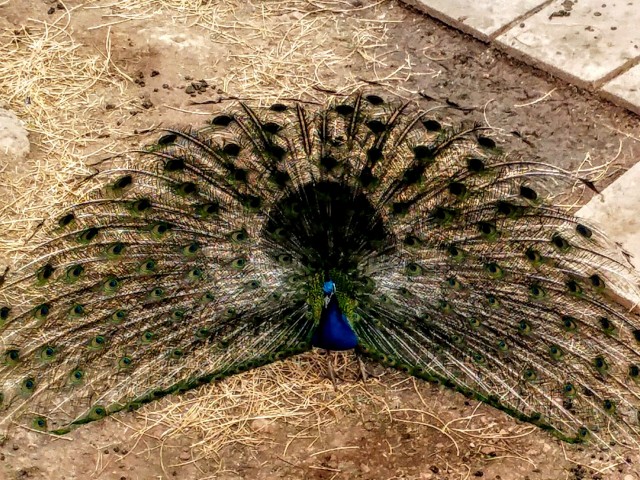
<box><xmin>162</xmin><ymin>84</ymin><xmax>170</xmax><ymax>89</ymax></box>
<box><xmin>179</xmin><ymin>450</ymin><xmax>191</xmax><ymax>461</ymax></box>
<box><xmin>185</xmin><ymin>84</ymin><xmax>196</xmax><ymax>94</ymax></box>
<box><xmin>0</xmin><ymin>108</ymin><xmax>30</xmax><ymax>162</ymax></box>
<box><xmin>184</xmin><ymin>75</ymin><xmax>193</xmax><ymax>80</ymax></box>
<box><xmin>47</xmin><ymin>7</ymin><xmax>55</xmax><ymax>14</ymax></box>
<box><xmin>141</xmin><ymin>99</ymin><xmax>153</xmax><ymax>109</ymax></box>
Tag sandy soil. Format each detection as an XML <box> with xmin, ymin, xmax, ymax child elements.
<box><xmin>1</xmin><ymin>0</ymin><xmax>640</xmax><ymax>479</ymax></box>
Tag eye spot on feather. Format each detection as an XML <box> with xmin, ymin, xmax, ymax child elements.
<box><xmin>522</xmin><ymin>368</ymin><xmax>537</xmax><ymax>382</ymax></box>
<box><xmin>366</xmin><ymin>120</ymin><xmax>386</xmax><ymax>134</ymax></box>
<box><xmin>576</xmin><ymin>224</ymin><xmax>592</xmax><ymax>238</ymax></box>
<box><xmin>524</xmin><ymin>248</ymin><xmax>543</xmax><ymax>267</ymax></box>
<box><xmin>157</xmin><ymin>133</ymin><xmax>178</xmax><ymax>145</ymax></box>
<box><xmin>102</xmin><ymin>277</ymin><xmax>120</xmax><ymax>295</ymax></box>
<box><xmin>437</xmin><ymin>300</ymin><xmax>453</xmax><ymax>314</ymax></box>
<box><xmin>262</xmin><ymin>122</ymin><xmax>282</xmax><ymax>134</ymax></box>
<box><xmin>33</xmin><ymin>303</ymin><xmax>51</xmax><ymax>321</ymax></box>
<box><xmin>222</xmin><ymin>143</ymin><xmax>241</xmax><ymax>156</ymax></box>
<box><xmin>335</xmin><ymin>104</ymin><xmax>355</xmax><ymax>115</ymax></box>
<box><xmin>141</xmin><ymin>331</ymin><xmax>155</xmax><ymax>344</ymax></box>
<box><xmin>110</xmin><ymin>309</ymin><xmax>127</xmax><ymax>324</ymax></box>
<box><xmin>211</xmin><ymin>114</ymin><xmax>233</xmax><ymax>126</ymax></box>
<box><xmin>21</xmin><ymin>377</ymin><xmax>36</xmax><ymax>396</ymax></box>
<box><xmin>69</xmin><ymin>304</ymin><xmax>85</xmax><ymax>318</ymax></box>
<box><xmin>594</xmin><ymin>355</ymin><xmax>609</xmax><ymax>375</ymax></box>
<box><xmin>4</xmin><ymin>349</ymin><xmax>19</xmax><ymax>366</ymax></box>
<box><xmin>519</xmin><ymin>185</ymin><xmax>538</xmax><ymax>201</ymax></box>
<box><xmin>422</xmin><ymin>119</ymin><xmax>442</xmax><ymax>131</ymax></box>
<box><xmin>111</xmin><ymin>175</ymin><xmax>133</xmax><ymax>194</ymax></box>
<box><xmin>0</xmin><ymin>306</ymin><xmax>9</xmax><ymax>323</ymax></box>
<box><xmin>561</xmin><ymin>315</ymin><xmax>578</xmax><ymax>332</ymax></box>
<box><xmin>367</xmin><ymin>147</ymin><xmax>383</xmax><ymax>163</ymax></box>
<box><xmin>563</xmin><ymin>382</ymin><xmax>576</xmax><ymax>397</ymax></box>
<box><xmin>319</xmin><ymin>155</ymin><xmax>338</xmax><ymax>172</ymax></box>
<box><xmin>36</xmin><ymin>264</ymin><xmax>55</xmax><ymax>284</ymax></box>
<box><xmin>77</xmin><ymin>227</ymin><xmax>99</xmax><ymax>244</ymax></box>
<box><xmin>589</xmin><ymin>274</ymin><xmax>604</xmax><ymax>290</ymax></box>
<box><xmin>242</xmin><ymin>195</ymin><xmax>262</xmax><ymax>212</ymax></box>
<box><xmin>182</xmin><ymin>243</ymin><xmax>200</xmax><ymax>257</ymax></box>
<box><xmin>231</xmin><ymin>257</ymin><xmax>247</xmax><ymax>269</ymax></box>
<box><xmin>518</xmin><ymin>320</ymin><xmax>532</xmax><ymax>334</ymax></box>
<box><xmin>549</xmin><ymin>344</ymin><xmax>564</xmax><ymax>360</ymax></box>
<box><xmin>551</xmin><ymin>234</ymin><xmax>570</xmax><ymax>252</ymax></box>
<box><xmin>364</xmin><ymin>94</ymin><xmax>384</xmax><ymax>105</ymax></box>
<box><xmin>38</xmin><ymin>345</ymin><xmax>56</xmax><ymax>362</ymax></box>
<box><xmin>477</xmin><ymin>136</ymin><xmax>496</xmax><ymax>149</ymax></box>
<box><xmin>467</xmin><ymin>158</ymin><xmax>485</xmax><ymax>173</ymax></box>
<box><xmin>448</xmin><ymin>182</ymin><xmax>467</xmax><ymax>198</ymax></box>
<box><xmin>128</xmin><ymin>198</ymin><xmax>152</xmax><ymax>215</ymax></box>
<box><xmin>89</xmin><ymin>335</ymin><xmax>106</xmax><ymax>350</ymax></box>
<box><xmin>57</xmin><ymin>212</ymin><xmax>75</xmax><ymax>228</ymax></box>
<box><xmin>164</xmin><ymin>158</ymin><xmax>185</xmax><ymax>172</ymax></box>
<box><xmin>566</xmin><ymin>279</ymin><xmax>582</xmax><ymax>295</ymax></box>
<box><xmin>577</xmin><ymin>426</ymin><xmax>590</xmax><ymax>441</ymax></box>
<box><xmin>446</xmin><ymin>277</ymin><xmax>462</xmax><ymax>290</ymax></box>
<box><xmin>175</xmin><ymin>181</ymin><xmax>197</xmax><ymax>197</ymax></box>
<box><xmin>529</xmin><ymin>284</ymin><xmax>546</xmax><ymax>300</ymax></box>
<box><xmin>413</xmin><ymin>145</ymin><xmax>435</xmax><ymax>163</ymax></box>
<box><xmin>603</xmin><ymin>399</ymin><xmax>616</xmax><ymax>415</ymax></box>
<box><xmin>484</xmin><ymin>262</ymin><xmax>504</xmax><ymax>279</ymax></box>
<box><xmin>477</xmin><ymin>221</ymin><xmax>497</xmax><ymax>239</ymax></box>
<box><xmin>447</xmin><ymin>245</ymin><xmax>465</xmax><ymax>261</ymax></box>
<box><xmin>147</xmin><ymin>287</ymin><xmax>166</xmax><ymax>302</ymax></box>
<box><xmin>118</xmin><ymin>356</ymin><xmax>133</xmax><ymax>369</ymax></box>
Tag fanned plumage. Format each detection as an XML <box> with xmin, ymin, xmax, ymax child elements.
<box><xmin>2</xmin><ymin>92</ymin><xmax>640</xmax><ymax>448</ymax></box>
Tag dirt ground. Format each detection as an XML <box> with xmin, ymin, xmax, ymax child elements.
<box><xmin>1</xmin><ymin>0</ymin><xmax>640</xmax><ymax>479</ymax></box>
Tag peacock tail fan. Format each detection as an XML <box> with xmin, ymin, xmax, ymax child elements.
<box><xmin>1</xmin><ymin>92</ymin><xmax>640</xmax><ymax>448</ymax></box>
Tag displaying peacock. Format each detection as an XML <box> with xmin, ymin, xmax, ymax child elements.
<box><xmin>1</xmin><ymin>92</ymin><xmax>640</xmax><ymax>450</ymax></box>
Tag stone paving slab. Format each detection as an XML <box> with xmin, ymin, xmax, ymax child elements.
<box><xmin>403</xmin><ymin>0</ymin><xmax>640</xmax><ymax>113</ymax></box>
<box><xmin>401</xmin><ymin>0</ymin><xmax>546</xmax><ymax>40</ymax></box>
<box><xmin>496</xmin><ymin>0</ymin><xmax>640</xmax><ymax>86</ymax></box>
<box><xmin>602</xmin><ymin>64</ymin><xmax>640</xmax><ymax>116</ymax></box>
<box><xmin>578</xmin><ymin>161</ymin><xmax>640</xmax><ymax>269</ymax></box>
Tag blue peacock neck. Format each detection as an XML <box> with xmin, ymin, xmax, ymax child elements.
<box><xmin>311</xmin><ymin>280</ymin><xmax>359</xmax><ymax>351</ymax></box>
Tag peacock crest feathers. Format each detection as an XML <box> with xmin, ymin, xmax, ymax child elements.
<box><xmin>1</xmin><ymin>92</ymin><xmax>640</xmax><ymax>448</ymax></box>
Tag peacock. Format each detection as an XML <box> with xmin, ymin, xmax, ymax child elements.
<box><xmin>1</xmin><ymin>92</ymin><xmax>640</xmax><ymax>450</ymax></box>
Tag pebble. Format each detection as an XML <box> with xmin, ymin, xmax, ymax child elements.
<box><xmin>0</xmin><ymin>108</ymin><xmax>30</xmax><ymax>162</ymax></box>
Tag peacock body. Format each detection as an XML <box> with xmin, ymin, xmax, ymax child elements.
<box><xmin>2</xmin><ymin>92</ymin><xmax>640</xmax><ymax>449</ymax></box>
